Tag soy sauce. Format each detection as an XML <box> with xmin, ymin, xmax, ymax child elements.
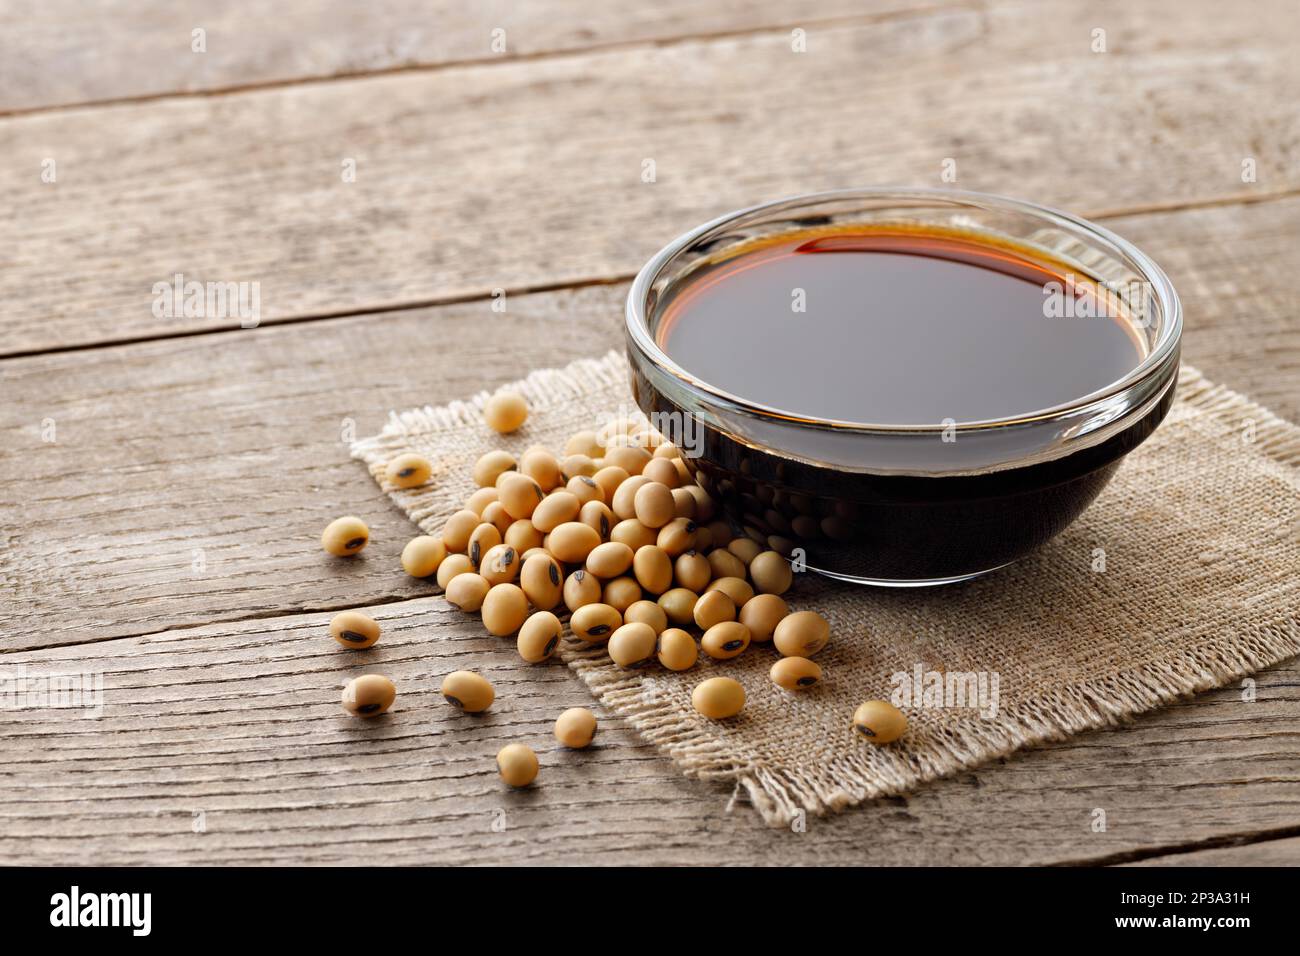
<box><xmin>656</xmin><ymin>229</ymin><xmax>1146</xmax><ymax>424</ymax></box>
<box><xmin>630</xmin><ymin>225</ymin><xmax>1175</xmax><ymax>582</ymax></box>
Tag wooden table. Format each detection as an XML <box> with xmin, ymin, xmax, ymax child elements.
<box><xmin>2</xmin><ymin>0</ymin><xmax>1297</xmax><ymax>865</ymax></box>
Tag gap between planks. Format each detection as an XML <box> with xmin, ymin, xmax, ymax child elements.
<box><xmin>4</xmin><ymin>185</ymin><xmax>1297</xmax><ymax>364</ymax></box>
<box><xmin>0</xmin><ymin>3</ymin><xmax>977</xmax><ymax>120</ymax></box>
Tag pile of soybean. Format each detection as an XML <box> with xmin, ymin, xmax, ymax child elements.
<box><xmin>322</xmin><ymin>391</ymin><xmax>907</xmax><ymax>788</ymax></box>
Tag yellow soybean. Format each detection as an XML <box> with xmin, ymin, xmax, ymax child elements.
<box><xmin>496</xmin><ymin>743</ymin><xmax>539</xmax><ymax>787</ymax></box>
<box><xmin>329</xmin><ymin>611</ymin><xmax>380</xmax><ymax>649</ymax></box>
<box><xmin>401</xmin><ymin>536</ymin><xmax>446</xmax><ymax>578</ymax></box>
<box><xmin>554</xmin><ymin>707</ymin><xmax>598</xmax><ymax>748</ymax></box>
<box><xmin>692</xmin><ymin>677</ymin><xmax>745</xmax><ymax>719</ymax></box>
<box><xmin>385</xmin><ymin>453</ymin><xmax>432</xmax><ymax>489</ymax></box>
<box><xmin>441</xmin><ymin>670</ymin><xmax>494</xmax><ymax>712</ymax></box>
<box><xmin>342</xmin><ymin>675</ymin><xmax>396</xmax><ymax>717</ymax></box>
<box><xmin>322</xmin><ymin>516</ymin><xmax>369</xmax><ymax>556</ymax></box>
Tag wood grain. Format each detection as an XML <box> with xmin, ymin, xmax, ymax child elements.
<box><xmin>0</xmin><ymin>599</ymin><xmax>1295</xmax><ymax>865</ymax></box>
<box><xmin>2</xmin><ymin>197</ymin><xmax>1296</xmax><ymax>653</ymax></box>
<box><xmin>3</xmin><ymin>0</ymin><xmax>1299</xmax><ymax>867</ymax></box>
<box><xmin>0</xmin><ymin>0</ymin><xmax>929</xmax><ymax>113</ymax></box>
<box><xmin>1123</xmin><ymin>837</ymin><xmax>1300</xmax><ymax>866</ymax></box>
<box><xmin>2</xmin><ymin>0</ymin><xmax>1297</xmax><ymax>354</ymax></box>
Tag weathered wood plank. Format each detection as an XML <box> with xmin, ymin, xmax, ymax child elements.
<box><xmin>0</xmin><ymin>286</ymin><xmax>627</xmax><ymax>649</ymax></box>
<box><xmin>0</xmin><ymin>600</ymin><xmax>1295</xmax><ymax>865</ymax></box>
<box><xmin>0</xmin><ymin>0</ymin><xmax>921</xmax><ymax>113</ymax></box>
<box><xmin>1124</xmin><ymin>837</ymin><xmax>1300</xmax><ymax>866</ymax></box>
<box><xmin>1</xmin><ymin>197</ymin><xmax>1296</xmax><ymax>652</ymax></box>
<box><xmin>2</xmin><ymin>0</ymin><xmax>1297</xmax><ymax>354</ymax></box>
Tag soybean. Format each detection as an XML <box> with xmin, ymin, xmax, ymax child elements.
<box><xmin>563</xmin><ymin>568</ymin><xmax>602</xmax><ymax>612</ymax></box>
<box><xmin>484</xmin><ymin>391</ymin><xmax>528</xmax><ymax>433</ymax></box>
<box><xmin>441</xmin><ymin>510</ymin><xmax>480</xmax><ymax>553</ymax></box>
<box><xmin>642</xmin><ymin>457</ymin><xmax>681</xmax><ymax>489</ymax></box>
<box><xmin>565</xmin><ymin>430</ymin><xmax>603</xmax><ymax>458</ymax></box>
<box><xmin>739</xmin><ymin>593</ymin><xmax>788</xmax><ymax>643</ymax></box>
<box><xmin>604</xmin><ymin>444</ymin><xmax>651</xmax><ymax>476</ymax></box>
<box><xmin>671</xmin><ymin>487</ymin><xmax>697</xmax><ymax>519</ymax></box>
<box><xmin>750</xmin><ymin>550</ymin><xmax>794</xmax><ymax>595</ymax></box>
<box><xmin>473</xmin><ymin>450</ymin><xmax>517</xmax><ymax>487</ymax></box>
<box><xmin>773</xmin><ymin>610</ymin><xmax>830</xmax><ymax>657</ymax></box>
<box><xmin>466</xmin><ymin>485</ymin><xmax>500</xmax><ymax>515</ymax></box>
<box><xmin>853</xmin><ymin>700</ymin><xmax>907</xmax><ymax>744</ymax></box>
<box><xmin>623</xmin><ymin>600</ymin><xmax>668</xmax><ymax>634</ymax></box>
<box><xmin>657</xmin><ymin>517</ymin><xmax>698</xmax><ymax>557</ymax></box>
<box><xmin>692</xmin><ymin>677</ymin><xmax>745</xmax><ymax>719</ymax></box>
<box><xmin>548</xmin><ymin>522</ymin><xmax>601</xmax><ymax>563</ymax></box>
<box><xmin>656</xmin><ymin>628</ymin><xmax>699</xmax><ymax>671</ymax></box>
<box><xmin>591</xmin><ymin>465</ymin><xmax>630</xmax><ymax>502</ymax></box>
<box><xmin>692</xmin><ymin>525</ymin><xmax>714</xmax><ymax>552</ymax></box>
<box><xmin>727</xmin><ymin>537</ymin><xmax>763</xmax><ymax>566</ymax></box>
<box><xmin>479</xmin><ymin>544</ymin><xmax>519</xmax><ymax>586</ymax></box>
<box><xmin>504</xmin><ymin>518</ymin><xmax>544</xmax><ymax>553</ymax></box>
<box><xmin>441</xmin><ymin>670</ymin><xmax>495</xmax><ymax>712</ymax></box>
<box><xmin>633</xmin><ymin>481</ymin><xmax>676</xmax><ymax>529</ymax></box>
<box><xmin>499</xmin><ymin>473</ymin><xmax>545</xmax><ymax>520</ymax></box>
<box><xmin>566</xmin><ymin>474</ymin><xmax>603</xmax><ymax>505</ymax></box>
<box><xmin>530</xmin><ymin>490</ymin><xmax>580</xmax><ymax>533</ymax></box>
<box><xmin>602</xmin><ymin>576</ymin><xmax>642</xmax><ymax>612</ymax></box>
<box><xmin>496</xmin><ymin>743</ymin><xmax>539</xmax><ymax>787</ymax></box>
<box><xmin>467</xmin><ymin>523</ymin><xmax>502</xmax><ymax>567</ymax></box>
<box><xmin>674</xmin><ymin>551</ymin><xmax>712</xmax><ymax>592</ymax></box>
<box><xmin>771</xmin><ymin>657</ymin><xmax>822</xmax><ymax>691</ymax></box>
<box><xmin>632</xmin><ymin>545</ymin><xmax>673</xmax><ymax>594</ymax></box>
<box><xmin>554</xmin><ymin>707</ymin><xmax>598</xmax><ymax>748</ymax></box>
<box><xmin>611</xmin><ymin>518</ymin><xmax>657</xmax><ymax>551</ymax></box>
<box><xmin>579</xmin><ymin>500</ymin><xmax>614</xmax><ymax>540</ymax></box>
<box><xmin>321</xmin><ymin>516</ymin><xmax>370</xmax><ymax>556</ymax></box>
<box><xmin>658</xmin><ymin>588</ymin><xmax>699</xmax><ymax>627</ymax></box>
<box><xmin>520</xmin><ymin>448</ymin><xmax>561</xmax><ymax>490</ymax></box>
<box><xmin>701</xmin><ymin>621</ymin><xmax>750</xmax><ymax>660</ymax></box>
<box><xmin>480</xmin><ymin>501</ymin><xmax>513</xmax><ymax>535</ymax></box>
<box><xmin>385</xmin><ymin>453</ymin><xmax>432</xmax><ymax>489</ymax></box>
<box><xmin>607</xmin><ymin>622</ymin><xmax>657</xmax><ymax>667</ymax></box>
<box><xmin>693</xmin><ymin>589</ymin><xmax>736</xmax><ymax>630</ymax></box>
<box><xmin>445</xmin><ymin>572</ymin><xmax>490</xmax><ymax>612</ymax></box>
<box><xmin>611</xmin><ymin>475</ymin><xmax>651</xmax><ymax>520</ymax></box>
<box><xmin>570</xmin><ymin>603</ymin><xmax>621</xmax><ymax>643</ymax></box>
<box><xmin>705</xmin><ymin>520</ymin><xmax>733</xmax><ymax>548</ymax></box>
<box><xmin>561</xmin><ymin>455</ymin><xmax>598</xmax><ymax>481</ymax></box>
<box><xmin>586</xmin><ymin>541</ymin><xmax>634</xmax><ymax>579</ymax></box>
<box><xmin>518</xmin><ymin>611</ymin><xmax>563</xmax><ymax>662</ymax></box>
<box><xmin>705</xmin><ymin>576</ymin><xmax>754</xmax><ymax>608</ymax></box>
<box><xmin>329</xmin><ymin>610</ymin><xmax>380</xmax><ymax>649</ymax></box>
<box><xmin>436</xmin><ymin>553</ymin><xmax>474</xmax><ymax>588</ymax></box>
<box><xmin>707</xmin><ymin>548</ymin><xmax>747</xmax><ymax>581</ymax></box>
<box><xmin>401</xmin><ymin>535</ymin><xmax>446</xmax><ymax>578</ymax></box>
<box><xmin>686</xmin><ymin>485</ymin><xmax>716</xmax><ymax>522</ymax></box>
<box><xmin>481</xmin><ymin>583</ymin><xmax>528</xmax><ymax>636</ymax></box>
<box><xmin>342</xmin><ymin>675</ymin><xmax>396</xmax><ymax>717</ymax></box>
<box><xmin>520</xmin><ymin>552</ymin><xmax>563</xmax><ymax>610</ymax></box>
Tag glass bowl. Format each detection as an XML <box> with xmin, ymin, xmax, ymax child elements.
<box><xmin>624</xmin><ymin>188</ymin><xmax>1182</xmax><ymax>585</ymax></box>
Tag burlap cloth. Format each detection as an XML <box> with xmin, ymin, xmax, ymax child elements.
<box><xmin>352</xmin><ymin>351</ymin><xmax>1300</xmax><ymax>826</ymax></box>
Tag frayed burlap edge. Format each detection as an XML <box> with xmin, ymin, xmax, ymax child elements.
<box><xmin>353</xmin><ymin>353</ymin><xmax>1300</xmax><ymax>826</ymax></box>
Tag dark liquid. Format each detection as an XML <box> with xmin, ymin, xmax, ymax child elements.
<box><xmin>657</xmin><ymin>230</ymin><xmax>1146</xmax><ymax>424</ymax></box>
<box><xmin>630</xmin><ymin>226</ymin><xmax>1176</xmax><ymax>582</ymax></box>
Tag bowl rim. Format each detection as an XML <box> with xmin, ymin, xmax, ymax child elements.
<box><xmin>625</xmin><ymin>186</ymin><xmax>1183</xmax><ymax>434</ymax></box>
